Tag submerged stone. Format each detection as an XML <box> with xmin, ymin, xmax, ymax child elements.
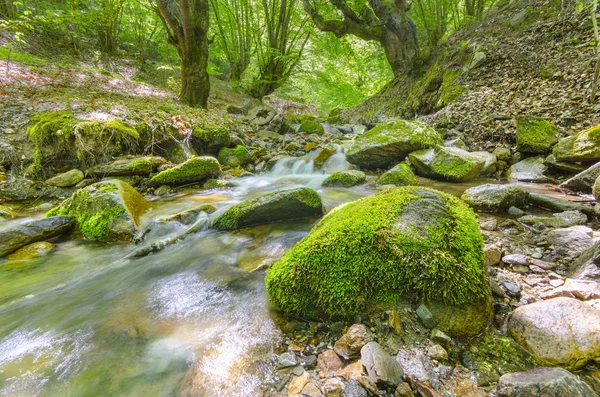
<box><xmin>495</xmin><ymin>368</ymin><xmax>595</xmax><ymax>397</ymax></box>
<box><xmin>211</xmin><ymin>187</ymin><xmax>324</xmax><ymax>230</ymax></box>
<box><xmin>46</xmin><ymin>180</ymin><xmax>150</xmax><ymax>242</ymax></box>
<box><xmin>7</xmin><ymin>241</ymin><xmax>55</xmax><ymax>261</ymax></box>
<box><xmin>346</xmin><ymin>120</ymin><xmax>442</xmax><ymax>169</ymax></box>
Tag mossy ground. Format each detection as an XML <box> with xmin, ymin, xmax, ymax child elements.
<box><xmin>265</xmin><ymin>186</ymin><xmax>488</xmax><ymax>319</ymax></box>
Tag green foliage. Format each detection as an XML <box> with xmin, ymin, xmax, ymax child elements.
<box><xmin>266</xmin><ymin>187</ymin><xmax>488</xmax><ymax>319</ymax></box>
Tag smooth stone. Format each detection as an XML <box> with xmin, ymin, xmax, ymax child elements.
<box><xmin>508</xmin><ymin>206</ymin><xmax>525</xmax><ymax>216</ymax></box>
<box><xmin>560</xmin><ymin>162</ymin><xmax>600</xmax><ymax>193</ymax></box>
<box><xmin>278</xmin><ymin>352</ymin><xmax>297</xmax><ymax>368</ymax></box>
<box><xmin>461</xmin><ymin>184</ymin><xmax>530</xmax><ymax>213</ymax></box>
<box><xmin>0</xmin><ymin>217</ymin><xmax>74</xmax><ymax>257</ymax></box>
<box><xmin>45</xmin><ymin>169</ymin><xmax>84</xmax><ymax>187</ymax></box>
<box><xmin>507</xmin><ymin>156</ymin><xmax>552</xmax><ymax>183</ymax></box>
<box><xmin>360</xmin><ymin>342</ymin><xmax>404</xmax><ymax>387</ymax></box>
<box><xmin>502</xmin><ymin>254</ymin><xmax>529</xmax><ymax>266</ymax></box>
<box><xmin>7</xmin><ymin>241</ymin><xmax>55</xmax><ymax>261</ymax></box>
<box><xmin>495</xmin><ymin>367</ymin><xmax>595</xmax><ymax>397</ymax></box>
<box><xmin>416</xmin><ymin>305</ymin><xmax>435</xmax><ymax>329</ymax></box>
<box><xmin>546</xmin><ymin>226</ymin><xmax>594</xmax><ymax>257</ymax></box>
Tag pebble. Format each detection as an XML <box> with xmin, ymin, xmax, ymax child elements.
<box><xmin>502</xmin><ymin>254</ymin><xmax>529</xmax><ymax>266</ymax></box>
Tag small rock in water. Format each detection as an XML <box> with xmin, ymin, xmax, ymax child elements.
<box><xmin>7</xmin><ymin>241</ymin><xmax>55</xmax><ymax>261</ymax></box>
<box><xmin>278</xmin><ymin>351</ymin><xmax>297</xmax><ymax>368</ymax></box>
<box><xmin>416</xmin><ymin>305</ymin><xmax>435</xmax><ymax>329</ymax></box>
<box><xmin>361</xmin><ymin>342</ymin><xmax>404</xmax><ymax>387</ymax></box>
<box><xmin>508</xmin><ymin>206</ymin><xmax>525</xmax><ymax>216</ymax></box>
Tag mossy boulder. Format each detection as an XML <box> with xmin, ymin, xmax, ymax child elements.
<box><xmin>191</xmin><ymin>126</ymin><xmax>232</xmax><ymax>154</ymax></box>
<box><xmin>516</xmin><ymin>116</ymin><xmax>558</xmax><ymax>154</ymax></box>
<box><xmin>461</xmin><ymin>184</ymin><xmax>530</xmax><ymax>213</ymax></box>
<box><xmin>265</xmin><ymin>187</ymin><xmax>492</xmax><ymax>337</ymax></box>
<box><xmin>553</xmin><ymin>126</ymin><xmax>600</xmax><ymax>162</ymax></box>
<box><xmin>377</xmin><ymin>163</ymin><xmax>418</xmax><ymax>186</ymax></box>
<box><xmin>87</xmin><ymin>156</ymin><xmax>167</xmax><ymax>177</ymax></box>
<box><xmin>46</xmin><ymin>180</ymin><xmax>150</xmax><ymax>242</ymax></box>
<box><xmin>211</xmin><ymin>187</ymin><xmax>324</xmax><ymax>230</ymax></box>
<box><xmin>298</xmin><ymin>120</ymin><xmax>325</xmax><ymax>135</ymax></box>
<box><xmin>148</xmin><ymin>156</ymin><xmax>220</xmax><ymax>186</ymax></box>
<box><xmin>346</xmin><ymin>120</ymin><xmax>442</xmax><ymax>169</ymax></box>
<box><xmin>218</xmin><ymin>145</ymin><xmax>251</xmax><ymax>167</ymax></box>
<box><xmin>314</xmin><ymin>145</ymin><xmax>336</xmax><ymax>168</ymax></box>
<box><xmin>323</xmin><ymin>170</ymin><xmax>366</xmax><ymax>188</ymax></box>
<box><xmin>45</xmin><ymin>169</ymin><xmax>84</xmax><ymax>187</ymax></box>
<box><xmin>408</xmin><ymin>146</ymin><xmax>485</xmax><ymax>182</ymax></box>
<box><xmin>507</xmin><ymin>156</ymin><xmax>552</xmax><ymax>183</ymax></box>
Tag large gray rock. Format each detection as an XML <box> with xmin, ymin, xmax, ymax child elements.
<box><xmin>211</xmin><ymin>187</ymin><xmax>324</xmax><ymax>230</ymax></box>
<box><xmin>560</xmin><ymin>162</ymin><xmax>600</xmax><ymax>193</ymax></box>
<box><xmin>0</xmin><ymin>216</ymin><xmax>74</xmax><ymax>257</ymax></box>
<box><xmin>546</xmin><ymin>226</ymin><xmax>595</xmax><ymax>258</ymax></box>
<box><xmin>461</xmin><ymin>184</ymin><xmax>530</xmax><ymax>213</ymax></box>
<box><xmin>0</xmin><ymin>177</ymin><xmax>72</xmax><ymax>202</ymax></box>
<box><xmin>495</xmin><ymin>368</ymin><xmax>595</xmax><ymax>397</ymax></box>
<box><xmin>507</xmin><ymin>156</ymin><xmax>552</xmax><ymax>183</ymax></box>
<box><xmin>360</xmin><ymin>342</ymin><xmax>404</xmax><ymax>387</ymax></box>
<box><xmin>508</xmin><ymin>297</ymin><xmax>600</xmax><ymax>370</ymax></box>
<box><xmin>409</xmin><ymin>146</ymin><xmax>485</xmax><ymax>182</ymax></box>
<box><xmin>87</xmin><ymin>156</ymin><xmax>167</xmax><ymax>177</ymax></box>
<box><xmin>346</xmin><ymin>120</ymin><xmax>442</xmax><ymax>169</ymax></box>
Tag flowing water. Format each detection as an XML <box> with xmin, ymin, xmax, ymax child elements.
<box><xmin>0</xmin><ymin>151</ymin><xmax>580</xmax><ymax>396</ymax></box>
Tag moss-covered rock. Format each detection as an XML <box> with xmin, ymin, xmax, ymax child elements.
<box><xmin>204</xmin><ymin>178</ymin><xmax>235</xmax><ymax>189</ymax></box>
<box><xmin>87</xmin><ymin>156</ymin><xmax>167</xmax><ymax>177</ymax></box>
<box><xmin>323</xmin><ymin>170</ymin><xmax>366</xmax><ymax>188</ymax></box>
<box><xmin>346</xmin><ymin>120</ymin><xmax>443</xmax><ymax>169</ymax></box>
<box><xmin>218</xmin><ymin>145</ymin><xmax>251</xmax><ymax>167</ymax></box>
<box><xmin>314</xmin><ymin>145</ymin><xmax>336</xmax><ymax>168</ymax></box>
<box><xmin>298</xmin><ymin>120</ymin><xmax>325</xmax><ymax>135</ymax></box>
<box><xmin>265</xmin><ymin>187</ymin><xmax>492</xmax><ymax>336</ymax></box>
<box><xmin>211</xmin><ymin>187</ymin><xmax>324</xmax><ymax>230</ymax></box>
<box><xmin>7</xmin><ymin>241</ymin><xmax>55</xmax><ymax>261</ymax></box>
<box><xmin>191</xmin><ymin>126</ymin><xmax>232</xmax><ymax>154</ymax></box>
<box><xmin>45</xmin><ymin>169</ymin><xmax>84</xmax><ymax>187</ymax></box>
<box><xmin>377</xmin><ymin>163</ymin><xmax>418</xmax><ymax>186</ymax></box>
<box><xmin>516</xmin><ymin>116</ymin><xmax>558</xmax><ymax>154</ymax></box>
<box><xmin>461</xmin><ymin>184</ymin><xmax>530</xmax><ymax>213</ymax></box>
<box><xmin>553</xmin><ymin>126</ymin><xmax>600</xmax><ymax>162</ymax></box>
<box><xmin>148</xmin><ymin>156</ymin><xmax>220</xmax><ymax>186</ymax></box>
<box><xmin>46</xmin><ymin>180</ymin><xmax>150</xmax><ymax>242</ymax></box>
<box><xmin>408</xmin><ymin>146</ymin><xmax>485</xmax><ymax>182</ymax></box>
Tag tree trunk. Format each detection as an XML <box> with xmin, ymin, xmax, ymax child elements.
<box><xmin>180</xmin><ymin>40</ymin><xmax>210</xmax><ymax>107</ymax></box>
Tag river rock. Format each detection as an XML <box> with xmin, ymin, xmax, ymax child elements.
<box><xmin>6</xmin><ymin>241</ymin><xmax>55</xmax><ymax>261</ymax></box>
<box><xmin>408</xmin><ymin>146</ymin><xmax>485</xmax><ymax>182</ymax></box>
<box><xmin>0</xmin><ymin>204</ymin><xmax>16</xmax><ymax>219</ymax></box>
<box><xmin>461</xmin><ymin>184</ymin><xmax>530</xmax><ymax>213</ymax></box>
<box><xmin>317</xmin><ymin>350</ymin><xmax>344</xmax><ymax>378</ymax></box>
<box><xmin>266</xmin><ymin>187</ymin><xmax>492</xmax><ymax>337</ymax></box>
<box><xmin>299</xmin><ymin>120</ymin><xmax>325</xmax><ymax>135</ymax></box>
<box><xmin>546</xmin><ymin>226</ymin><xmax>594</xmax><ymax>257</ymax></box>
<box><xmin>516</xmin><ymin>116</ymin><xmax>558</xmax><ymax>154</ymax></box>
<box><xmin>472</xmin><ymin>151</ymin><xmax>498</xmax><ymax>176</ymax></box>
<box><xmin>361</xmin><ymin>342</ymin><xmax>403</xmax><ymax>387</ymax></box>
<box><xmin>87</xmin><ymin>156</ymin><xmax>167</xmax><ymax>177</ymax></box>
<box><xmin>323</xmin><ymin>170</ymin><xmax>366</xmax><ymax>188</ymax></box>
<box><xmin>519</xmin><ymin>210</ymin><xmax>587</xmax><ymax>228</ymax></box>
<box><xmin>508</xmin><ymin>297</ymin><xmax>600</xmax><ymax>369</ymax></box>
<box><xmin>148</xmin><ymin>156</ymin><xmax>220</xmax><ymax>186</ymax></box>
<box><xmin>211</xmin><ymin>187</ymin><xmax>324</xmax><ymax>230</ymax></box>
<box><xmin>45</xmin><ymin>169</ymin><xmax>84</xmax><ymax>187</ymax></box>
<box><xmin>46</xmin><ymin>180</ymin><xmax>150</xmax><ymax>242</ymax></box>
<box><xmin>0</xmin><ymin>177</ymin><xmax>72</xmax><ymax>202</ymax></box>
<box><xmin>570</xmin><ymin>242</ymin><xmax>600</xmax><ymax>280</ymax></box>
<box><xmin>444</xmin><ymin>138</ymin><xmax>468</xmax><ymax>150</ymax></box>
<box><xmin>507</xmin><ymin>156</ymin><xmax>552</xmax><ymax>183</ymax></box>
<box><xmin>544</xmin><ymin>154</ymin><xmax>587</xmax><ymax>173</ymax></box>
<box><xmin>559</xmin><ymin>162</ymin><xmax>600</xmax><ymax>193</ymax></box>
<box><xmin>495</xmin><ymin>367</ymin><xmax>595</xmax><ymax>397</ymax></box>
<box><xmin>334</xmin><ymin>324</ymin><xmax>373</xmax><ymax>360</ymax></box>
<box><xmin>191</xmin><ymin>126</ymin><xmax>231</xmax><ymax>154</ymax></box>
<box><xmin>377</xmin><ymin>163</ymin><xmax>417</xmax><ymax>186</ymax></box>
<box><xmin>346</xmin><ymin>120</ymin><xmax>442</xmax><ymax>169</ymax></box>
<box><xmin>218</xmin><ymin>145</ymin><xmax>251</xmax><ymax>167</ymax></box>
<box><xmin>0</xmin><ymin>217</ymin><xmax>73</xmax><ymax>257</ymax></box>
<box><xmin>553</xmin><ymin>125</ymin><xmax>600</xmax><ymax>162</ymax></box>
<box><xmin>528</xmin><ymin>192</ymin><xmax>593</xmax><ymax>216</ymax></box>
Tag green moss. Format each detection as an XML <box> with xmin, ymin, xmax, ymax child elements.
<box><xmin>149</xmin><ymin>156</ymin><xmax>221</xmax><ymax>186</ymax></box>
<box><xmin>218</xmin><ymin>145</ymin><xmax>251</xmax><ymax>167</ymax></box>
<box><xmin>323</xmin><ymin>170</ymin><xmax>366</xmax><ymax>187</ymax></box>
<box><xmin>298</xmin><ymin>120</ymin><xmax>325</xmax><ymax>135</ymax></box>
<box><xmin>103</xmin><ymin>120</ymin><xmax>139</xmax><ymax>139</ymax></box>
<box><xmin>265</xmin><ymin>187</ymin><xmax>488</xmax><ymax>319</ymax></box>
<box><xmin>191</xmin><ymin>125</ymin><xmax>231</xmax><ymax>153</ymax></box>
<box><xmin>409</xmin><ymin>147</ymin><xmax>484</xmax><ymax>182</ymax></box>
<box><xmin>204</xmin><ymin>178</ymin><xmax>234</xmax><ymax>189</ymax></box>
<box><xmin>437</xmin><ymin>70</ymin><xmax>466</xmax><ymax>108</ymax></box>
<box><xmin>516</xmin><ymin>116</ymin><xmax>557</xmax><ymax>154</ymax></box>
<box><xmin>377</xmin><ymin>163</ymin><xmax>418</xmax><ymax>186</ymax></box>
<box><xmin>26</xmin><ymin>111</ymin><xmax>75</xmax><ymax>175</ymax></box>
<box><xmin>553</xmin><ymin>125</ymin><xmax>600</xmax><ymax>161</ymax></box>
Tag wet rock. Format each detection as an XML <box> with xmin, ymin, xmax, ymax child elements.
<box><xmin>87</xmin><ymin>156</ymin><xmax>167</xmax><ymax>177</ymax></box>
<box><xmin>495</xmin><ymin>367</ymin><xmax>595</xmax><ymax>397</ymax></box>
<box><xmin>0</xmin><ymin>216</ymin><xmax>74</xmax><ymax>257</ymax></box>
<box><xmin>300</xmin><ymin>354</ymin><xmax>318</xmax><ymax>368</ymax></box>
<box><xmin>6</xmin><ymin>241</ymin><xmax>55</xmax><ymax>261</ymax></box>
<box><xmin>472</xmin><ymin>151</ymin><xmax>498</xmax><ymax>176</ymax></box>
<box><xmin>148</xmin><ymin>156</ymin><xmax>221</xmax><ymax>186</ymax></box>
<box><xmin>0</xmin><ymin>204</ymin><xmax>16</xmax><ymax>218</ymax></box>
<box><xmin>544</xmin><ymin>154</ymin><xmax>587</xmax><ymax>174</ymax></box>
<box><xmin>154</xmin><ymin>185</ymin><xmax>173</xmax><ymax>196</ymax></box>
<box><xmin>346</xmin><ymin>120</ymin><xmax>442</xmax><ymax>169</ymax></box>
<box><xmin>519</xmin><ymin>211</ymin><xmax>587</xmax><ymax>228</ymax></box>
<box><xmin>288</xmin><ymin>369</ymin><xmax>310</xmax><ymax>395</ymax></box>
<box><xmin>323</xmin><ymin>170</ymin><xmax>366</xmax><ymax>188</ymax></box>
<box><xmin>218</xmin><ymin>145</ymin><xmax>251</xmax><ymax>167</ymax></box>
<box><xmin>45</xmin><ymin>169</ymin><xmax>84</xmax><ymax>187</ymax></box>
<box><xmin>502</xmin><ymin>254</ymin><xmax>529</xmax><ymax>266</ymax></box>
<box><xmin>278</xmin><ymin>352</ymin><xmax>297</xmax><ymax>368</ymax></box>
<box><xmin>508</xmin><ymin>206</ymin><xmax>525</xmax><ymax>216</ymax></box>
<box><xmin>211</xmin><ymin>187</ymin><xmax>324</xmax><ymax>230</ymax></box>
<box><xmin>416</xmin><ymin>305</ymin><xmax>435</xmax><ymax>329</ymax></box>
<box><xmin>515</xmin><ymin>116</ymin><xmax>558</xmax><ymax>154</ymax></box>
<box><xmin>461</xmin><ymin>184</ymin><xmax>530</xmax><ymax>213</ymax></box>
<box><xmin>323</xmin><ymin>378</ymin><xmax>345</xmax><ymax>397</ymax></box>
<box><xmin>570</xmin><ymin>242</ymin><xmax>600</xmax><ymax>280</ymax></box>
<box><xmin>46</xmin><ymin>180</ymin><xmax>149</xmax><ymax>242</ymax></box>
<box><xmin>528</xmin><ymin>192</ymin><xmax>593</xmax><ymax>216</ymax></box>
<box><xmin>553</xmin><ymin>125</ymin><xmax>600</xmax><ymax>162</ymax></box>
<box><xmin>377</xmin><ymin>163</ymin><xmax>417</xmax><ymax>186</ymax></box>
<box><xmin>317</xmin><ymin>350</ymin><xmax>344</xmax><ymax>378</ymax></box>
<box><xmin>508</xmin><ymin>297</ymin><xmax>600</xmax><ymax>369</ymax></box>
<box><xmin>0</xmin><ymin>177</ymin><xmax>72</xmax><ymax>202</ymax></box>
<box><xmin>334</xmin><ymin>324</ymin><xmax>373</xmax><ymax>360</ymax></box>
<box><xmin>409</xmin><ymin>146</ymin><xmax>485</xmax><ymax>182</ymax></box>
<box><xmin>560</xmin><ymin>162</ymin><xmax>600</xmax><ymax>193</ymax></box>
<box><xmin>507</xmin><ymin>156</ymin><xmax>552</xmax><ymax>183</ymax></box>
<box><xmin>361</xmin><ymin>342</ymin><xmax>404</xmax><ymax>387</ymax></box>
<box><xmin>485</xmin><ymin>245</ymin><xmax>502</xmax><ymax>266</ymax></box>
<box><xmin>546</xmin><ymin>226</ymin><xmax>594</xmax><ymax>257</ymax></box>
